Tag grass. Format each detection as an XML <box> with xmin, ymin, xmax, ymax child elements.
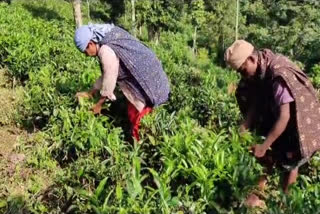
<box><xmin>0</xmin><ymin>69</ymin><xmax>61</xmax><ymax>213</ymax></box>
<box><xmin>0</xmin><ymin>69</ymin><xmax>23</xmax><ymax>126</ymax></box>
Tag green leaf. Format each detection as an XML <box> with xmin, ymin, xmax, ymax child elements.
<box><xmin>0</xmin><ymin>200</ymin><xmax>7</xmax><ymax>208</ymax></box>
<box><xmin>95</xmin><ymin>177</ymin><xmax>108</xmax><ymax>199</ymax></box>
<box><xmin>116</xmin><ymin>183</ymin><xmax>123</xmax><ymax>201</ymax></box>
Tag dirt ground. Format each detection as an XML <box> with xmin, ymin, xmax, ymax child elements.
<box><xmin>0</xmin><ymin>69</ymin><xmax>54</xmax><ymax>212</ymax></box>
<box><xmin>0</xmin><ymin>69</ymin><xmax>28</xmax><ymax>198</ymax></box>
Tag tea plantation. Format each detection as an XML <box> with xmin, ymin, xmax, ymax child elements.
<box><xmin>1</xmin><ymin>0</ymin><xmax>320</xmax><ymax>213</ymax></box>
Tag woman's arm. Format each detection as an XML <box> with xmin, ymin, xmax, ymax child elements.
<box><xmin>99</xmin><ymin>45</ymin><xmax>119</xmax><ymax>101</ymax></box>
<box><xmin>264</xmin><ymin>103</ymin><xmax>290</xmax><ymax>148</ymax></box>
<box><xmin>252</xmin><ymin>103</ymin><xmax>290</xmax><ymax>157</ymax></box>
<box><xmin>91</xmin><ymin>45</ymin><xmax>119</xmax><ymax>114</ymax></box>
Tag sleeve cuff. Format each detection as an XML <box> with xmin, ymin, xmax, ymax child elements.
<box><xmin>100</xmin><ymin>90</ymin><xmax>117</xmax><ymax>101</ymax></box>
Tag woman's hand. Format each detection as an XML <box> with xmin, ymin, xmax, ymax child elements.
<box><xmin>75</xmin><ymin>91</ymin><xmax>93</xmax><ymax>101</ymax></box>
<box><xmin>239</xmin><ymin>123</ymin><xmax>248</xmax><ymax>134</ymax></box>
<box><xmin>75</xmin><ymin>89</ymin><xmax>98</xmax><ymax>101</ymax></box>
<box><xmin>91</xmin><ymin>103</ymin><xmax>102</xmax><ymax>115</ymax></box>
<box><xmin>91</xmin><ymin>96</ymin><xmax>107</xmax><ymax>115</ymax></box>
<box><xmin>251</xmin><ymin>144</ymin><xmax>268</xmax><ymax>158</ymax></box>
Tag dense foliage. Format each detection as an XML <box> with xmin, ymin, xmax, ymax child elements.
<box><xmin>0</xmin><ymin>0</ymin><xmax>320</xmax><ymax>213</ymax></box>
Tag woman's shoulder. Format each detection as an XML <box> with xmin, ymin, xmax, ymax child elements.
<box><xmin>98</xmin><ymin>44</ymin><xmax>117</xmax><ymax>59</ymax></box>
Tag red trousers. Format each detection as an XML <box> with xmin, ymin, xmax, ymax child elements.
<box><xmin>127</xmin><ymin>102</ymin><xmax>152</xmax><ymax>141</ymax></box>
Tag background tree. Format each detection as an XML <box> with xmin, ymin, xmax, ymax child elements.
<box><xmin>190</xmin><ymin>0</ymin><xmax>206</xmax><ymax>54</ymax></box>
<box><xmin>75</xmin><ymin>0</ymin><xmax>320</xmax><ymax>68</ymax></box>
<box><xmin>131</xmin><ymin>0</ymin><xmax>136</xmax><ymax>36</ymax></box>
<box><xmin>72</xmin><ymin>0</ymin><xmax>82</xmax><ymax>28</ymax></box>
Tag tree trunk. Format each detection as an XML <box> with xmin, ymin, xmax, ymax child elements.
<box><xmin>235</xmin><ymin>0</ymin><xmax>239</xmax><ymax>40</ymax></box>
<box><xmin>193</xmin><ymin>26</ymin><xmax>197</xmax><ymax>55</ymax></box>
<box><xmin>155</xmin><ymin>31</ymin><xmax>159</xmax><ymax>45</ymax></box>
<box><xmin>73</xmin><ymin>0</ymin><xmax>82</xmax><ymax>28</ymax></box>
<box><xmin>147</xmin><ymin>26</ymin><xmax>154</xmax><ymax>41</ymax></box>
<box><xmin>131</xmin><ymin>0</ymin><xmax>136</xmax><ymax>37</ymax></box>
<box><xmin>87</xmin><ymin>0</ymin><xmax>90</xmax><ymax>20</ymax></box>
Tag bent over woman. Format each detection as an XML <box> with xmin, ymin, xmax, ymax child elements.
<box><xmin>225</xmin><ymin>40</ymin><xmax>320</xmax><ymax>207</ymax></box>
<box><xmin>74</xmin><ymin>24</ymin><xmax>170</xmax><ymax>141</ymax></box>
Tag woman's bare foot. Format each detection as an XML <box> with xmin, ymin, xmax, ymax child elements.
<box><xmin>245</xmin><ymin>193</ymin><xmax>266</xmax><ymax>208</ymax></box>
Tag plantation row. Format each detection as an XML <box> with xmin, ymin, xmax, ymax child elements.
<box><xmin>1</xmin><ymin>1</ymin><xmax>320</xmax><ymax>213</ymax></box>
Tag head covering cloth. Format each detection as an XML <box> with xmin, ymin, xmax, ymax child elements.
<box><xmin>225</xmin><ymin>40</ymin><xmax>255</xmax><ymax>70</ymax></box>
<box><xmin>74</xmin><ymin>23</ymin><xmax>114</xmax><ymax>52</ymax></box>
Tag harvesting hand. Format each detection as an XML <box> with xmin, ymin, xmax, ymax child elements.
<box><xmin>239</xmin><ymin>124</ymin><xmax>248</xmax><ymax>134</ymax></box>
<box><xmin>251</xmin><ymin>144</ymin><xmax>268</xmax><ymax>158</ymax></box>
<box><xmin>91</xmin><ymin>103</ymin><xmax>102</xmax><ymax>115</ymax></box>
<box><xmin>75</xmin><ymin>91</ymin><xmax>93</xmax><ymax>101</ymax></box>
<box><xmin>91</xmin><ymin>96</ymin><xmax>107</xmax><ymax>115</ymax></box>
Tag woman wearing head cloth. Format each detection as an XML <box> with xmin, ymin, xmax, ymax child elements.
<box><xmin>225</xmin><ymin>40</ymin><xmax>320</xmax><ymax>207</ymax></box>
<box><xmin>74</xmin><ymin>24</ymin><xmax>170</xmax><ymax>141</ymax></box>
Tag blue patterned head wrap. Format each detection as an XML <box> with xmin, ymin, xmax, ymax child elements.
<box><xmin>74</xmin><ymin>23</ymin><xmax>114</xmax><ymax>52</ymax></box>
